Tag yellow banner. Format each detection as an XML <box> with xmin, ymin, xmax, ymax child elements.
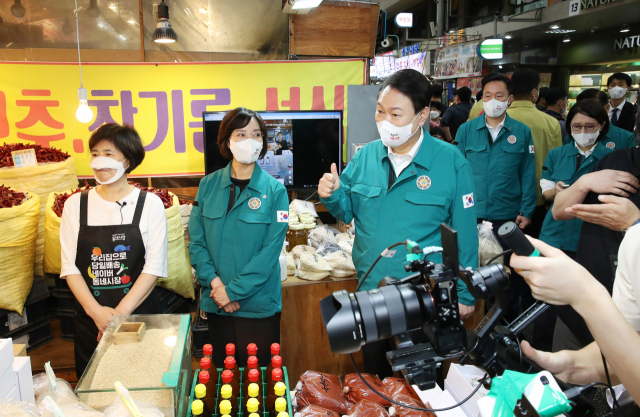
<box><xmin>0</xmin><ymin>59</ymin><xmax>365</xmax><ymax>177</ymax></box>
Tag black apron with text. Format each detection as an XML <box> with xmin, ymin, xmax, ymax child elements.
<box><xmin>73</xmin><ymin>190</ymin><xmax>159</xmax><ymax>377</ymax></box>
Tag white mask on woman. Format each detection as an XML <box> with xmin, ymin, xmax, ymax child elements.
<box><xmin>572</xmin><ymin>129</ymin><xmax>600</xmax><ymax>148</ymax></box>
<box><xmin>377</xmin><ymin>113</ymin><xmax>420</xmax><ymax>148</ymax></box>
<box><xmin>430</xmin><ymin>110</ymin><xmax>440</xmax><ymax>119</ymax></box>
<box><xmin>89</xmin><ymin>157</ymin><xmax>128</xmax><ymax>185</ymax></box>
<box><xmin>230</xmin><ymin>139</ymin><xmax>263</xmax><ymax>164</ymax></box>
<box><xmin>483</xmin><ymin>99</ymin><xmax>509</xmax><ymax>118</ymax></box>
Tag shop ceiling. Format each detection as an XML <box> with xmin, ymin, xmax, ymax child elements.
<box><xmin>0</xmin><ymin>0</ymin><xmax>292</xmax><ymax>58</ymax></box>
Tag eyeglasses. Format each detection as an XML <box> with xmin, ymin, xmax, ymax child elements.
<box><xmin>570</xmin><ymin>124</ymin><xmax>599</xmax><ymax>133</ymax></box>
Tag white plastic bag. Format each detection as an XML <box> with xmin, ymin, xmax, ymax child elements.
<box><xmin>33</xmin><ymin>373</ymin><xmax>80</xmax><ymax>414</ymax></box>
<box><xmin>296</xmin><ymin>253</ymin><xmax>333</xmax><ymax>272</ymax></box>
<box><xmin>478</xmin><ymin>221</ymin><xmax>504</xmax><ymax>267</ymax></box>
<box><xmin>316</xmin><ymin>241</ymin><xmax>342</xmax><ymax>257</ymax></box>
<box><xmin>289</xmin><ymin>199</ymin><xmax>319</xmax><ymax>217</ymax></box>
<box><xmin>339</xmin><ymin>240</ymin><xmax>353</xmax><ymax>255</ymax></box>
<box><xmin>41</xmin><ymin>400</ymin><xmax>104</xmax><ymax>417</ymax></box>
<box><xmin>103</xmin><ymin>396</ymin><xmax>164</xmax><ymax>417</ymax></box>
<box><xmin>324</xmin><ymin>250</ymin><xmax>355</xmax><ymax>271</ymax></box>
<box><xmin>308</xmin><ymin>225</ymin><xmax>340</xmax><ymax>248</ymax></box>
<box><xmin>0</xmin><ymin>397</ymin><xmax>40</xmax><ymax>417</ymax></box>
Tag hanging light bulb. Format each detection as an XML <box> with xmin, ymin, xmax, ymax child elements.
<box><xmin>10</xmin><ymin>0</ymin><xmax>26</xmax><ymax>18</ymax></box>
<box><xmin>76</xmin><ymin>87</ymin><xmax>93</xmax><ymax>123</ymax></box>
<box><xmin>0</xmin><ymin>13</ymin><xmax>9</xmax><ymax>37</ymax></box>
<box><xmin>87</xmin><ymin>0</ymin><xmax>101</xmax><ymax>18</ymax></box>
<box><xmin>153</xmin><ymin>0</ymin><xmax>178</xmax><ymax>43</ymax></box>
<box><xmin>62</xmin><ymin>15</ymin><xmax>74</xmax><ymax>35</ymax></box>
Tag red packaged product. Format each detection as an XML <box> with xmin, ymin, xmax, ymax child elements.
<box><xmin>382</xmin><ymin>377</ymin><xmax>423</xmax><ymax>403</ymax></box>
<box><xmin>296</xmin><ymin>405</ymin><xmax>341</xmax><ymax>417</ymax></box>
<box><xmin>346</xmin><ymin>400</ymin><xmax>389</xmax><ymax>417</ymax></box>
<box><xmin>391</xmin><ymin>394</ymin><xmax>435</xmax><ymax>417</ymax></box>
<box><xmin>343</xmin><ymin>373</ymin><xmax>392</xmax><ymax>407</ymax></box>
<box><xmin>295</xmin><ymin>371</ymin><xmax>348</xmax><ymax>414</ymax></box>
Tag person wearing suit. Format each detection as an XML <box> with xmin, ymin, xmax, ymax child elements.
<box><xmin>607</xmin><ymin>73</ymin><xmax>637</xmax><ymax>133</ymax></box>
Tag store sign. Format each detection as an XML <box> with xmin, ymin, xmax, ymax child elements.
<box><xmin>434</xmin><ymin>42</ymin><xmax>482</xmax><ymax>79</ymax></box>
<box><xmin>477</xmin><ymin>39</ymin><xmax>504</xmax><ymax>59</ymax></box>
<box><xmin>395</xmin><ymin>13</ymin><xmax>413</xmax><ymax>28</ymax></box>
<box><xmin>0</xmin><ymin>60</ymin><xmax>364</xmax><ymax>176</ymax></box>
<box><xmin>580</xmin><ymin>0</ymin><xmax>619</xmax><ymax>8</ymax></box>
<box><xmin>614</xmin><ymin>35</ymin><xmax>640</xmax><ymax>50</ymax></box>
<box><xmin>373</xmin><ymin>51</ymin><xmax>428</xmax><ymax>78</ymax></box>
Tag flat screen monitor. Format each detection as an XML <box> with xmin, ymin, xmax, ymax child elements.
<box><xmin>202</xmin><ymin>110</ymin><xmax>343</xmax><ymax>189</ymax></box>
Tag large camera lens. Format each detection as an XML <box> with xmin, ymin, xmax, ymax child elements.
<box><xmin>320</xmin><ymin>282</ymin><xmax>436</xmax><ymax>354</ymax></box>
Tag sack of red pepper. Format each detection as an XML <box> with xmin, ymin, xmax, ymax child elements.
<box><xmin>292</xmin><ymin>371</ymin><xmax>431</xmax><ymax>417</ymax></box>
<box><xmin>0</xmin><ymin>143</ymin><xmax>78</xmax><ymax>277</ymax></box>
<box><xmin>42</xmin><ymin>182</ymin><xmax>195</xmax><ymax>299</ymax></box>
<box><xmin>0</xmin><ymin>185</ymin><xmax>40</xmax><ymax>313</ymax></box>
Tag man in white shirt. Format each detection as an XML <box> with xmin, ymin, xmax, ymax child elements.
<box><xmin>607</xmin><ymin>72</ymin><xmax>637</xmax><ymax>133</ymax></box>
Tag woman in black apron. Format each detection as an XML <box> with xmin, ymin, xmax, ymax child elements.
<box><xmin>59</xmin><ymin>123</ymin><xmax>168</xmax><ymax>378</ymax></box>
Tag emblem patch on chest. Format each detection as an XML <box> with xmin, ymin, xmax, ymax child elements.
<box><xmin>248</xmin><ymin>197</ymin><xmax>262</xmax><ymax>210</ymax></box>
<box><xmin>507</xmin><ymin>135</ymin><xmax>517</xmax><ymax>144</ymax></box>
<box><xmin>606</xmin><ymin>142</ymin><xmax>616</xmax><ymax>149</ymax></box>
<box><xmin>416</xmin><ymin>175</ymin><xmax>432</xmax><ymax>190</ymax></box>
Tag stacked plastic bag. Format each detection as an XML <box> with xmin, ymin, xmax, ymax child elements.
<box><xmin>288</xmin><ymin>226</ymin><xmax>356</xmax><ymax>281</ymax></box>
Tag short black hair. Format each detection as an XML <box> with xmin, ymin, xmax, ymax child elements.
<box><xmin>430</xmin><ymin>101</ymin><xmax>444</xmax><ymax>112</ymax></box>
<box><xmin>218</xmin><ymin>107</ymin><xmax>268</xmax><ymax>160</ymax></box>
<box><xmin>431</xmin><ymin>83</ymin><xmax>444</xmax><ymax>99</ymax></box>
<box><xmin>430</xmin><ymin>126</ymin><xmax>446</xmax><ymax>141</ymax></box>
<box><xmin>476</xmin><ymin>90</ymin><xmax>483</xmax><ymax>101</ymax></box>
<box><xmin>576</xmin><ymin>88</ymin><xmax>609</xmax><ymax>107</ymax></box>
<box><xmin>89</xmin><ymin>123</ymin><xmax>145</xmax><ymax>173</ymax></box>
<box><xmin>536</xmin><ymin>87</ymin><xmax>549</xmax><ymax>105</ymax></box>
<box><xmin>566</xmin><ymin>100</ymin><xmax>610</xmax><ymax>142</ymax></box>
<box><xmin>453</xmin><ymin>87</ymin><xmax>472</xmax><ymax>103</ymax></box>
<box><xmin>511</xmin><ymin>68</ymin><xmax>540</xmax><ymax>98</ymax></box>
<box><xmin>379</xmin><ymin>69</ymin><xmax>432</xmax><ymax>114</ymax></box>
<box><xmin>481</xmin><ymin>73</ymin><xmax>512</xmax><ymax>94</ymax></box>
<box><xmin>607</xmin><ymin>72</ymin><xmax>632</xmax><ymax>88</ymax></box>
<box><xmin>544</xmin><ymin>88</ymin><xmax>567</xmax><ymax>106</ymax></box>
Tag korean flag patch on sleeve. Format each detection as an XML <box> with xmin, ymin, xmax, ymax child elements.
<box><xmin>463</xmin><ymin>193</ymin><xmax>474</xmax><ymax>209</ymax></box>
<box><xmin>529</xmin><ymin>145</ymin><xmax>535</xmax><ymax>154</ymax></box>
<box><xmin>277</xmin><ymin>211</ymin><xmax>289</xmax><ymax>222</ymax></box>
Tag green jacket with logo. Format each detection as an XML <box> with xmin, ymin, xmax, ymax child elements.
<box><xmin>320</xmin><ymin>128</ymin><xmax>478</xmax><ymax>305</ymax></box>
<box><xmin>456</xmin><ymin>114</ymin><xmax>537</xmax><ymax>220</ymax></box>
<box><xmin>539</xmin><ymin>142</ymin><xmax>613</xmax><ymax>252</ymax></box>
<box><xmin>562</xmin><ymin>124</ymin><xmax>635</xmax><ymax>150</ymax></box>
<box><xmin>189</xmin><ymin>163</ymin><xmax>289</xmax><ymax>318</ymax></box>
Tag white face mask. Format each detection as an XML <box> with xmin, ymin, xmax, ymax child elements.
<box><xmin>430</xmin><ymin>110</ymin><xmax>440</xmax><ymax>119</ymax></box>
<box><xmin>483</xmin><ymin>98</ymin><xmax>509</xmax><ymax>118</ymax></box>
<box><xmin>377</xmin><ymin>113</ymin><xmax>420</xmax><ymax>148</ymax></box>
<box><xmin>230</xmin><ymin>139</ymin><xmax>263</xmax><ymax>164</ymax></box>
<box><xmin>609</xmin><ymin>86</ymin><xmax>627</xmax><ymax>100</ymax></box>
<box><xmin>90</xmin><ymin>156</ymin><xmax>128</xmax><ymax>185</ymax></box>
<box><xmin>561</xmin><ymin>101</ymin><xmax>568</xmax><ymax>116</ymax></box>
<box><xmin>572</xmin><ymin>129</ymin><xmax>600</xmax><ymax>148</ymax></box>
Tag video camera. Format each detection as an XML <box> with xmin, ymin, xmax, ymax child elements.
<box><xmin>320</xmin><ymin>223</ymin><xmax>594</xmax><ymax>417</ymax></box>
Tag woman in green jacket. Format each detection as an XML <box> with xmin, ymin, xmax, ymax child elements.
<box><xmin>189</xmin><ymin>108</ymin><xmax>289</xmax><ymax>367</ymax></box>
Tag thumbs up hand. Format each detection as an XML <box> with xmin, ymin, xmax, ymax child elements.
<box><xmin>318</xmin><ymin>163</ymin><xmax>341</xmax><ymax>198</ymax></box>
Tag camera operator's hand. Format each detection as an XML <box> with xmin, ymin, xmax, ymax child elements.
<box><xmin>566</xmin><ymin>195</ymin><xmax>640</xmax><ymax>231</ymax></box>
<box><xmin>520</xmin><ymin>340</ymin><xmax>573</xmax><ymax>382</ymax></box>
<box><xmin>318</xmin><ymin>163</ymin><xmax>340</xmax><ymax>198</ymax></box>
<box><xmin>458</xmin><ymin>303</ymin><xmax>475</xmax><ymax>320</ymax></box>
<box><xmin>510</xmin><ymin>236</ymin><xmax>608</xmax><ymax>310</ymax></box>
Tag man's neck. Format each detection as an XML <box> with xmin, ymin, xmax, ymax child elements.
<box><xmin>486</xmin><ymin>113</ymin><xmax>506</xmax><ymax>129</ymax></box>
<box><xmin>547</xmin><ymin>105</ymin><xmax>562</xmax><ymax>114</ymax></box>
<box><xmin>611</xmin><ymin>97</ymin><xmax>625</xmax><ymax>109</ymax></box>
<box><xmin>391</xmin><ymin>128</ymin><xmax>421</xmax><ymax>156</ymax></box>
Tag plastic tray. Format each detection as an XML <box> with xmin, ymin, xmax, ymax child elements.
<box><xmin>187</xmin><ymin>366</ymin><xmax>293</xmax><ymax>417</ymax></box>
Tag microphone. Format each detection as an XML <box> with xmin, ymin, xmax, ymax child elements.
<box><xmin>116</xmin><ymin>201</ymin><xmax>127</xmax><ymax>208</ymax></box>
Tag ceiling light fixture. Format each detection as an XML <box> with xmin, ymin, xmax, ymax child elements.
<box><xmin>153</xmin><ymin>0</ymin><xmax>178</xmax><ymax>43</ymax></box>
<box><xmin>499</xmin><ymin>65</ymin><xmax>503</xmax><ymax>69</ymax></box>
<box><xmin>620</xmin><ymin>24</ymin><xmax>630</xmax><ymax>33</ymax></box>
<box><xmin>563</xmin><ymin>35</ymin><xmax>570</xmax><ymax>42</ymax></box>
<box><xmin>74</xmin><ymin>0</ymin><xmax>93</xmax><ymax>124</ymax></box>
<box><xmin>87</xmin><ymin>0</ymin><xmax>101</xmax><ymax>18</ymax></box>
<box><xmin>291</xmin><ymin>0</ymin><xmax>323</xmax><ymax>9</ymax></box>
<box><xmin>10</xmin><ymin>0</ymin><xmax>26</xmax><ymax>18</ymax></box>
<box><xmin>549</xmin><ymin>22</ymin><xmax>560</xmax><ymax>30</ymax></box>
<box><xmin>545</xmin><ymin>29</ymin><xmax>575</xmax><ymax>34</ymax></box>
<box><xmin>199</xmin><ymin>8</ymin><xmax>207</xmax><ymax>14</ymax></box>
<box><xmin>504</xmin><ymin>32</ymin><xmax>512</xmax><ymax>39</ymax></box>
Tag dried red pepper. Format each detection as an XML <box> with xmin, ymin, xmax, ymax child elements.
<box><xmin>0</xmin><ymin>143</ymin><xmax>70</xmax><ymax>168</ymax></box>
<box><xmin>0</xmin><ymin>185</ymin><xmax>29</xmax><ymax>208</ymax></box>
<box><xmin>130</xmin><ymin>182</ymin><xmax>174</xmax><ymax>209</ymax></box>
<box><xmin>52</xmin><ymin>180</ymin><xmax>91</xmax><ymax>218</ymax></box>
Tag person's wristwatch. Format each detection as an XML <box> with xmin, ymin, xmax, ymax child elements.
<box><xmin>623</xmin><ymin>218</ymin><xmax>640</xmax><ymax>233</ymax></box>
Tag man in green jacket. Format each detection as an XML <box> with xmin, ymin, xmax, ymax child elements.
<box><xmin>319</xmin><ymin>69</ymin><xmax>479</xmax><ymax>377</ymax></box>
<box><xmin>456</xmin><ymin>73</ymin><xmax>537</xmax><ymax>322</ymax></box>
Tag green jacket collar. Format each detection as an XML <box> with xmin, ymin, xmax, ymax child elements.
<box><xmin>507</xmin><ymin>100</ymin><xmax>536</xmax><ymax>110</ymax></box>
<box><xmin>564</xmin><ymin>142</ymin><xmax>609</xmax><ymax>160</ymax></box>
<box><xmin>219</xmin><ymin>162</ymin><xmax>269</xmax><ymax>193</ymax></box>
<box><xmin>381</xmin><ymin>126</ymin><xmax>435</xmax><ymax>171</ymax></box>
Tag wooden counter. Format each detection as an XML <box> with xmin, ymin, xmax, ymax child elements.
<box><xmin>280</xmin><ymin>274</ymin><xmax>364</xmax><ymax>384</ymax></box>
<box><xmin>280</xmin><ymin>273</ymin><xmax>485</xmax><ymax>384</ymax></box>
